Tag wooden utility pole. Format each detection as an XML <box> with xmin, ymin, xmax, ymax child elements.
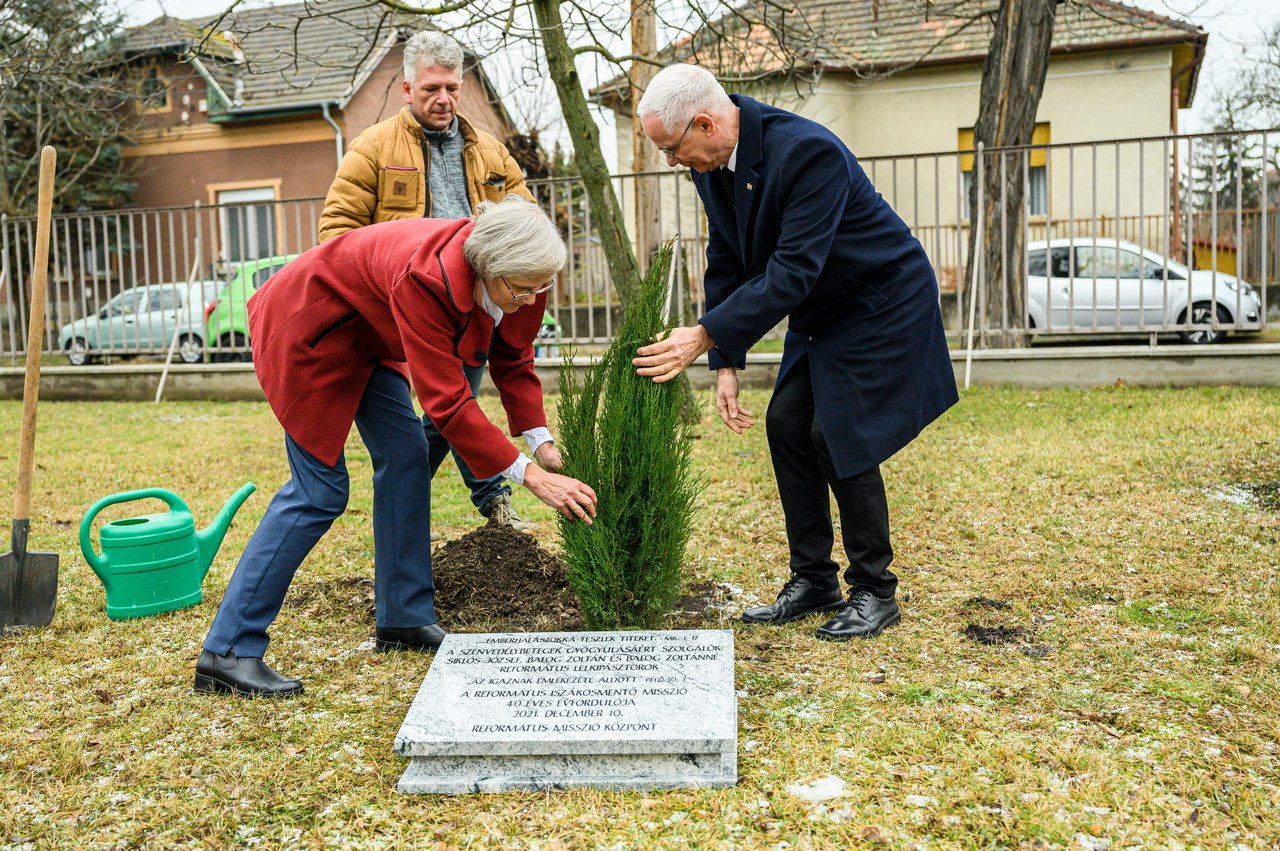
<box><xmin>630</xmin><ymin>0</ymin><xmax>662</xmax><ymax>273</ymax></box>
<box><xmin>965</xmin><ymin>0</ymin><xmax>1057</xmax><ymax>348</ymax></box>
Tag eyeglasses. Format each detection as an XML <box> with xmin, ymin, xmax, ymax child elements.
<box><xmin>656</xmin><ymin>115</ymin><xmax>698</xmax><ymax>158</ymax></box>
<box><xmin>500</xmin><ymin>276</ymin><xmax>555</xmax><ymax>301</ymax></box>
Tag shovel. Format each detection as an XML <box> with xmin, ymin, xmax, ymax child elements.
<box><xmin>0</xmin><ymin>145</ymin><xmax>59</xmax><ymax>631</ymax></box>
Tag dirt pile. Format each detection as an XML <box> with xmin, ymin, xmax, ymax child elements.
<box><xmin>281</xmin><ymin>525</ymin><xmax>578</xmax><ymax>631</ymax></box>
<box><xmin>285</xmin><ymin>523</ymin><xmax>733</xmax><ymax>632</ymax></box>
<box><xmin>964</xmin><ymin>622</ymin><xmax>1055</xmax><ymax>658</ymax></box>
<box><xmin>964</xmin><ymin>623</ymin><xmax>1030</xmax><ymax>645</ymax></box>
<box><xmin>432</xmin><ymin>524</ymin><xmax>581</xmax><ymax>632</ymax></box>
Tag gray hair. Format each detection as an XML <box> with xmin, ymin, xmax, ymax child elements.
<box><xmin>464</xmin><ymin>196</ymin><xmax>566</xmax><ymax>282</ymax></box>
<box><xmin>403</xmin><ymin>31</ymin><xmax>464</xmax><ymax>81</ymax></box>
<box><xmin>636</xmin><ymin>64</ymin><xmax>733</xmax><ymax>133</ymax></box>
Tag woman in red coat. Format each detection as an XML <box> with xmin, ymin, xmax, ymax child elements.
<box><xmin>195</xmin><ymin>197</ymin><xmax>596</xmax><ymax>698</ymax></box>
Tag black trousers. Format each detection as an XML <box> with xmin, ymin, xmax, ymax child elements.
<box><xmin>766</xmin><ymin>355</ymin><xmax>897</xmax><ymax>597</ymax></box>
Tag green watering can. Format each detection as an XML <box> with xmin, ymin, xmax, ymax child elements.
<box><xmin>80</xmin><ymin>483</ymin><xmax>256</xmax><ymax>620</ymax></box>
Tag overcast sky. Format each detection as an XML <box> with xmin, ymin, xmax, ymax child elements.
<box><xmin>116</xmin><ymin>0</ymin><xmax>1279</xmax><ymax>162</ymax></box>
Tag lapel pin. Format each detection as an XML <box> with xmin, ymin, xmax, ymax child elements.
<box><xmin>746</xmin><ymin>182</ymin><xmax>753</xmax><ymax>191</ymax></box>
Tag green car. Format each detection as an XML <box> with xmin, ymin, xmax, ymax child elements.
<box><xmin>205</xmin><ymin>255</ymin><xmax>297</xmax><ymax>362</ymax></box>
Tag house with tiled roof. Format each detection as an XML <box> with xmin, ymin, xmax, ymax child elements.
<box><xmin>121</xmin><ymin>0</ymin><xmax>522</xmax><ymax>251</ymax></box>
<box><xmin>600</xmin><ymin>0</ymin><xmax>1209</xmax><ymax>286</ymax></box>
<box><xmin>601</xmin><ymin>0</ymin><xmax>1205</xmax><ymax>156</ymax></box>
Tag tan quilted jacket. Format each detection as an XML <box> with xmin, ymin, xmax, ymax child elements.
<box><xmin>318</xmin><ymin>106</ymin><xmax>533</xmax><ymax>242</ymax></box>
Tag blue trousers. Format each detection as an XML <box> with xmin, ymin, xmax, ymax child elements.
<box><xmin>424</xmin><ymin>361</ymin><xmax>510</xmax><ymax>514</ymax></box>
<box><xmin>204</xmin><ymin>367</ymin><xmax>436</xmax><ymax>658</ymax></box>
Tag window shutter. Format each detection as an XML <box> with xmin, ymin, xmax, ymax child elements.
<box><xmin>959</xmin><ymin>123</ymin><xmax>1051</xmax><ymax>171</ymax></box>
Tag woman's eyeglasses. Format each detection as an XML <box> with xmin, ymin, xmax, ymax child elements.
<box><xmin>500</xmin><ymin>276</ymin><xmax>555</xmax><ymax>301</ymax></box>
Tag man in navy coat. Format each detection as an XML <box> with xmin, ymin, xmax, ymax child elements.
<box><xmin>633</xmin><ymin>64</ymin><xmax>958</xmax><ymax>640</ymax></box>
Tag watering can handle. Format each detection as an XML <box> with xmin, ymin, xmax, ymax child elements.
<box><xmin>79</xmin><ymin>489</ymin><xmax>192</xmax><ymax>571</ymax></box>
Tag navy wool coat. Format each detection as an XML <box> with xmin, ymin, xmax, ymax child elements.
<box><xmin>696</xmin><ymin>95</ymin><xmax>959</xmax><ymax>479</ymax></box>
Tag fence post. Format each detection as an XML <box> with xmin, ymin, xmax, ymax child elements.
<box><xmin>1262</xmin><ymin>134</ymin><xmax>1269</xmax><ymax>328</ymax></box>
<box><xmin>155</xmin><ymin>242</ymin><xmax>202</xmax><ymax>404</ymax></box>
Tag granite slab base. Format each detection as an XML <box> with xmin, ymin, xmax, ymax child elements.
<box><xmin>394</xmin><ymin>629</ymin><xmax>737</xmax><ymax>794</ymax></box>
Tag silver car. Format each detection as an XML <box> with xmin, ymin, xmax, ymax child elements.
<box><xmin>1026</xmin><ymin>238</ymin><xmax>1263</xmax><ymax>344</ymax></box>
<box><xmin>60</xmin><ymin>280</ymin><xmax>222</xmax><ymax>365</ymax></box>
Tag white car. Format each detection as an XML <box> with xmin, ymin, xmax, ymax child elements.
<box><xmin>1026</xmin><ymin>238</ymin><xmax>1263</xmax><ymax>344</ymax></box>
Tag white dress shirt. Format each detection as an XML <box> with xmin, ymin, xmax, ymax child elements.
<box><xmin>478</xmin><ymin>285</ymin><xmax>553</xmax><ymax>485</ymax></box>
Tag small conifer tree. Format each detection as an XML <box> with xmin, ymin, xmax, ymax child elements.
<box><xmin>557</xmin><ymin>240</ymin><xmax>702</xmax><ymax>629</ymax></box>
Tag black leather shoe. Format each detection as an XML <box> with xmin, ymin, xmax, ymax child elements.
<box><xmin>193</xmin><ymin>649</ymin><xmax>303</xmax><ymax>698</ymax></box>
<box><xmin>375</xmin><ymin>624</ymin><xmax>448</xmax><ymax>653</ymax></box>
<box><xmin>815</xmin><ymin>588</ymin><xmax>901</xmax><ymax>641</ymax></box>
<box><xmin>742</xmin><ymin>576</ymin><xmax>846</xmax><ymax>625</ymax></box>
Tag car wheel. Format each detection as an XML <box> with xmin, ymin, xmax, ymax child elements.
<box><xmin>65</xmin><ymin>337</ymin><xmax>92</xmax><ymax>366</ymax></box>
<box><xmin>212</xmin><ymin>333</ymin><xmax>252</xmax><ymax>363</ymax></box>
<box><xmin>178</xmin><ymin>334</ymin><xmax>203</xmax><ymax>364</ymax></box>
<box><xmin>1179</xmin><ymin>302</ymin><xmax>1230</xmax><ymax>345</ymax></box>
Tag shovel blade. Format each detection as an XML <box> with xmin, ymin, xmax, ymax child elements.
<box><xmin>0</xmin><ymin>549</ymin><xmax>58</xmax><ymax>630</ymax></box>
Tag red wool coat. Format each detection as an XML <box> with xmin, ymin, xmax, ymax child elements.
<box><xmin>247</xmin><ymin>217</ymin><xmax>549</xmax><ymax>478</ymax></box>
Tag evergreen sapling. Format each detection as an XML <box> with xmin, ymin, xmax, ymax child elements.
<box><xmin>557</xmin><ymin>240</ymin><xmax>703</xmax><ymax>629</ymax></box>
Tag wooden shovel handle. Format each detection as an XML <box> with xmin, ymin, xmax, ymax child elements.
<box><xmin>15</xmin><ymin>146</ymin><xmax>56</xmax><ymax>522</ymax></box>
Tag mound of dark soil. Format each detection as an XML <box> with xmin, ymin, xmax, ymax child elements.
<box><xmin>432</xmin><ymin>524</ymin><xmax>582</xmax><ymax>632</ymax></box>
<box><xmin>964</xmin><ymin>623</ymin><xmax>1031</xmax><ymax>645</ymax></box>
<box><xmin>1245</xmin><ymin>481</ymin><xmax>1280</xmax><ymax>511</ymax></box>
<box><xmin>284</xmin><ymin>524</ymin><xmax>731</xmax><ymax>633</ymax></box>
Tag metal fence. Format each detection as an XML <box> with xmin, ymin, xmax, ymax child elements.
<box><xmin>0</xmin><ymin>198</ymin><xmax>322</xmax><ymax>362</ymax></box>
<box><xmin>0</xmin><ymin>128</ymin><xmax>1274</xmax><ymax>363</ymax></box>
<box><xmin>864</xmin><ymin>128</ymin><xmax>1276</xmax><ymax>343</ymax></box>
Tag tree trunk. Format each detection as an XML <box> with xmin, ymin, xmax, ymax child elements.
<box><xmin>627</xmin><ymin>0</ymin><xmax>697</xmax><ymax>418</ymax></box>
<box><xmin>629</xmin><ymin>0</ymin><xmax>662</xmax><ymax>272</ymax></box>
<box><xmin>965</xmin><ymin>0</ymin><xmax>1057</xmax><ymax>349</ymax></box>
<box><xmin>532</xmin><ymin>0</ymin><xmax>642</xmax><ymax>308</ymax></box>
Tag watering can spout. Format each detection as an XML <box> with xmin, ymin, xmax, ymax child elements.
<box><xmin>195</xmin><ymin>482</ymin><xmax>256</xmax><ymax>580</ymax></box>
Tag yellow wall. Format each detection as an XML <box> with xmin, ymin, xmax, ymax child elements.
<box><xmin>790</xmin><ymin>47</ymin><xmax>1176</xmax><ymax>240</ymax></box>
<box><xmin>1193</xmin><ymin>243</ymin><xmax>1237</xmax><ymax>275</ymax></box>
<box><xmin>782</xmin><ymin>47</ymin><xmax>1174</xmax><ymax>156</ymax></box>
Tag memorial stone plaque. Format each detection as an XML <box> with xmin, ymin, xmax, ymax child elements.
<box><xmin>394</xmin><ymin>629</ymin><xmax>736</xmax><ymax>793</ymax></box>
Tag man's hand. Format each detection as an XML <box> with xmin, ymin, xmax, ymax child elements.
<box><xmin>715</xmin><ymin>368</ymin><xmax>754</xmax><ymax>433</ymax></box>
<box><xmin>523</xmin><ymin>464</ymin><xmax>597</xmax><ymax>524</ymax></box>
<box><xmin>633</xmin><ymin>325</ymin><xmax>714</xmax><ymax>383</ymax></box>
<box><xmin>534</xmin><ymin>441</ymin><xmax>564</xmax><ymax>472</ymax></box>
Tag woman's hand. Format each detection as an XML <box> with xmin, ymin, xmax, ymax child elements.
<box><xmin>715</xmin><ymin>368</ymin><xmax>754</xmax><ymax>433</ymax></box>
<box><xmin>534</xmin><ymin>441</ymin><xmax>565</xmax><ymax>472</ymax></box>
<box><xmin>524</xmin><ymin>464</ymin><xmax>597</xmax><ymax>524</ymax></box>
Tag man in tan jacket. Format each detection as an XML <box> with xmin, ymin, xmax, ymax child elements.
<box><xmin>319</xmin><ymin>31</ymin><xmax>540</xmax><ymax>533</ymax></box>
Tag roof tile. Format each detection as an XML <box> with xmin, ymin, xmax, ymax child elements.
<box><xmin>598</xmin><ymin>0</ymin><xmax>1205</xmax><ymax>98</ymax></box>
<box><xmin>126</xmin><ymin>0</ymin><xmax>419</xmax><ymax>112</ymax></box>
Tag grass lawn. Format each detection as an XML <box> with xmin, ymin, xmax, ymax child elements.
<box><xmin>2</xmin><ymin>385</ymin><xmax>1278</xmax><ymax>848</ymax></box>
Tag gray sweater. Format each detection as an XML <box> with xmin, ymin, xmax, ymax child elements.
<box><xmin>422</xmin><ymin>118</ymin><xmax>471</xmax><ymax>219</ymax></box>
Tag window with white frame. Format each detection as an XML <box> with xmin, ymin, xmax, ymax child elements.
<box><xmin>217</xmin><ymin>186</ymin><xmax>277</xmax><ymax>263</ymax></box>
